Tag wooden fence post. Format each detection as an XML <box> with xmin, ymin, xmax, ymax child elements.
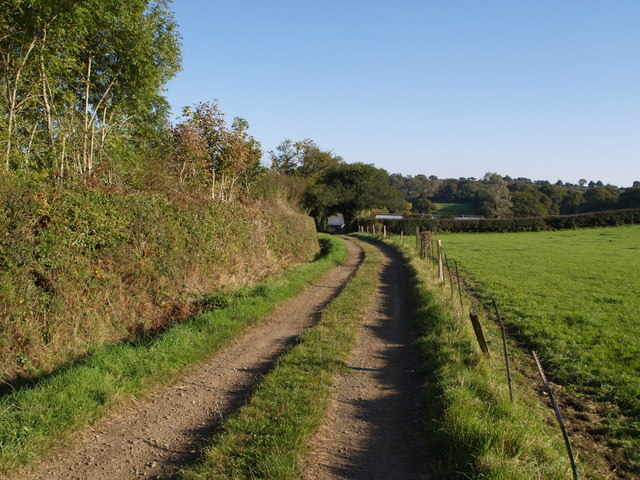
<box><xmin>455</xmin><ymin>260</ymin><xmax>463</xmax><ymax>308</ymax></box>
<box><xmin>418</xmin><ymin>232</ymin><xmax>425</xmax><ymax>259</ymax></box>
<box><xmin>445</xmin><ymin>255</ymin><xmax>454</xmax><ymax>297</ymax></box>
<box><xmin>400</xmin><ymin>230</ymin><xmax>404</xmax><ymax>243</ymax></box>
<box><xmin>423</xmin><ymin>233</ymin><xmax>427</xmax><ymax>259</ymax></box>
<box><xmin>415</xmin><ymin>226</ymin><xmax>420</xmax><ymax>250</ymax></box>
<box><xmin>469</xmin><ymin>312</ymin><xmax>490</xmax><ymax>356</ymax></box>
<box><xmin>437</xmin><ymin>239</ymin><xmax>444</xmax><ymax>282</ymax></box>
<box><xmin>418</xmin><ymin>231</ymin><xmax>433</xmax><ymax>259</ymax></box>
<box><xmin>383</xmin><ymin>224</ymin><xmax>387</xmax><ymax>238</ymax></box>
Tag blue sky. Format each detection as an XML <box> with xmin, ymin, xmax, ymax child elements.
<box><xmin>164</xmin><ymin>1</ymin><xmax>640</xmax><ymax>187</ymax></box>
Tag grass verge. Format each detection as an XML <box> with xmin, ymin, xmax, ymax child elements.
<box><xmin>375</xmin><ymin>234</ymin><xmax>575</xmax><ymax>479</ymax></box>
<box><xmin>0</xmin><ymin>234</ymin><xmax>347</xmax><ymax>475</ymax></box>
<box><xmin>180</xmin><ymin>237</ymin><xmax>381</xmax><ymax>480</ymax></box>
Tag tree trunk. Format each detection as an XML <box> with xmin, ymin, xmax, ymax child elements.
<box><xmin>211</xmin><ymin>168</ymin><xmax>216</xmax><ymax>200</ymax></box>
<box><xmin>82</xmin><ymin>57</ymin><xmax>92</xmax><ymax>175</ymax></box>
<box><xmin>26</xmin><ymin>121</ymin><xmax>38</xmax><ymax>166</ymax></box>
<box><xmin>5</xmin><ymin>109</ymin><xmax>14</xmax><ymax>169</ymax></box>
<box><xmin>228</xmin><ymin>175</ymin><xmax>239</xmax><ymax>202</ymax></box>
<box><xmin>99</xmin><ymin>107</ymin><xmax>108</xmax><ymax>166</ymax></box>
<box><xmin>89</xmin><ymin>118</ymin><xmax>95</xmax><ymax>176</ymax></box>
<box><xmin>219</xmin><ymin>173</ymin><xmax>227</xmax><ymax>201</ymax></box>
<box><xmin>60</xmin><ymin>135</ymin><xmax>67</xmax><ymax>181</ymax></box>
<box><xmin>3</xmin><ymin>36</ymin><xmax>38</xmax><ymax>169</ymax></box>
<box><xmin>40</xmin><ymin>53</ymin><xmax>54</xmax><ymax>145</ymax></box>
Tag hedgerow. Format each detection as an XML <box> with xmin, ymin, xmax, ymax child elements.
<box><xmin>360</xmin><ymin>208</ymin><xmax>640</xmax><ymax>233</ymax></box>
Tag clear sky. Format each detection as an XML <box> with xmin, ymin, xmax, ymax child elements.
<box><xmin>164</xmin><ymin>1</ymin><xmax>640</xmax><ymax>187</ymax></box>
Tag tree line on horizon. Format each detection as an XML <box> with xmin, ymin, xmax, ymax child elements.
<box><xmin>390</xmin><ymin>173</ymin><xmax>640</xmax><ymax>218</ymax></box>
<box><xmin>268</xmin><ymin>138</ymin><xmax>640</xmax><ymax>227</ymax></box>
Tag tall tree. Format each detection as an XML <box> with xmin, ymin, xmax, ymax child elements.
<box><xmin>477</xmin><ymin>173</ymin><xmax>513</xmax><ymax>218</ymax></box>
<box><xmin>306</xmin><ymin>163</ymin><xmax>406</xmax><ymax>228</ymax></box>
<box><xmin>582</xmin><ymin>186</ymin><xmax>619</xmax><ymax>212</ymax></box>
<box><xmin>268</xmin><ymin>139</ymin><xmax>299</xmax><ymax>175</ymax></box>
<box><xmin>0</xmin><ymin>0</ymin><xmax>181</xmax><ymax>180</ymax></box>
<box><xmin>269</xmin><ymin>138</ymin><xmax>342</xmax><ymax>179</ymax></box>
<box><xmin>618</xmin><ymin>188</ymin><xmax>640</xmax><ymax>209</ymax></box>
<box><xmin>510</xmin><ymin>191</ymin><xmax>548</xmax><ymax>217</ymax></box>
<box><xmin>171</xmin><ymin>101</ymin><xmax>262</xmax><ymax>201</ymax></box>
<box><xmin>412</xmin><ymin>196</ymin><xmax>434</xmax><ymax>214</ymax></box>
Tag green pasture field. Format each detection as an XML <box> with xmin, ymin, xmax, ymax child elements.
<box><xmin>436</xmin><ymin>225</ymin><xmax>640</xmax><ymax>473</ymax></box>
<box><xmin>432</xmin><ymin>202</ymin><xmax>477</xmax><ymax>216</ymax></box>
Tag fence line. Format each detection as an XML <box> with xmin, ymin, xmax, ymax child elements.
<box><xmin>422</xmin><ymin>236</ymin><xmax>580</xmax><ymax>479</ymax></box>
<box><xmin>363</xmin><ymin>226</ymin><xmax>583</xmax><ymax>479</ymax></box>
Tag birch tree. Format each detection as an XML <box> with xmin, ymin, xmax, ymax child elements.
<box><xmin>0</xmin><ymin>0</ymin><xmax>181</xmax><ymax>179</ymax></box>
<box><xmin>171</xmin><ymin>101</ymin><xmax>263</xmax><ymax>201</ymax></box>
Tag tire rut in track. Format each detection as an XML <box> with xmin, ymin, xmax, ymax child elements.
<box><xmin>302</xmin><ymin>240</ymin><xmax>431</xmax><ymax>480</ymax></box>
<box><xmin>15</xmin><ymin>238</ymin><xmax>362</xmax><ymax>480</ymax></box>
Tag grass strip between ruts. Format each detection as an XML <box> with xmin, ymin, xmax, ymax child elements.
<box><xmin>0</xmin><ymin>234</ymin><xmax>347</xmax><ymax>475</ymax></box>
<box><xmin>180</xmin><ymin>237</ymin><xmax>382</xmax><ymax>480</ymax></box>
<box><xmin>375</xmin><ymin>234</ymin><xmax>577</xmax><ymax>479</ymax></box>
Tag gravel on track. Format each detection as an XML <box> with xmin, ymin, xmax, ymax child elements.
<box><xmin>302</xmin><ymin>240</ymin><xmax>431</xmax><ymax>480</ymax></box>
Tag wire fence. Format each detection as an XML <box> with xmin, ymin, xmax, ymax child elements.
<box><xmin>371</xmin><ymin>227</ymin><xmax>580</xmax><ymax>479</ymax></box>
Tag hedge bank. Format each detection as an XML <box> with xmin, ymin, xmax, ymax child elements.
<box><xmin>0</xmin><ymin>174</ymin><xmax>318</xmax><ymax>384</ymax></box>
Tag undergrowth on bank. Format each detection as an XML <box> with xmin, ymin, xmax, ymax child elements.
<box><xmin>180</xmin><ymin>238</ymin><xmax>381</xmax><ymax>480</ymax></box>
<box><xmin>0</xmin><ymin>176</ymin><xmax>318</xmax><ymax>385</ymax></box>
<box><xmin>0</xmin><ymin>234</ymin><xmax>347</xmax><ymax>475</ymax></box>
<box><xmin>375</xmin><ymin>234</ymin><xmax>573</xmax><ymax>479</ymax></box>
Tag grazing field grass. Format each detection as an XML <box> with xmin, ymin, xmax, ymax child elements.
<box><xmin>181</xmin><ymin>238</ymin><xmax>381</xmax><ymax>480</ymax></box>
<box><xmin>436</xmin><ymin>225</ymin><xmax>640</xmax><ymax>475</ymax></box>
<box><xmin>433</xmin><ymin>202</ymin><xmax>478</xmax><ymax>216</ymax></box>
<box><xmin>0</xmin><ymin>234</ymin><xmax>347</xmax><ymax>476</ymax></box>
